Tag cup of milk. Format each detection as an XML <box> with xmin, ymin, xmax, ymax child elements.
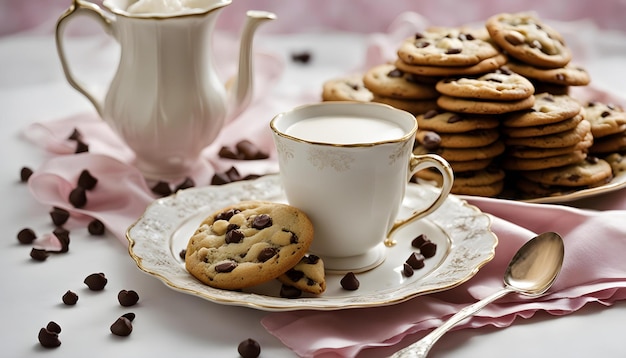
<box><xmin>270</xmin><ymin>102</ymin><xmax>454</xmax><ymax>272</ymax></box>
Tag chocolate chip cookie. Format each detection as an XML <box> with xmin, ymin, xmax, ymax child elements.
<box><xmin>394</xmin><ymin>53</ymin><xmax>508</xmax><ymax>77</ymax></box>
<box><xmin>435</xmin><ymin>67</ymin><xmax>535</xmax><ymax>101</ymax></box>
<box><xmin>417</xmin><ymin>110</ymin><xmax>500</xmax><ymax>133</ymax></box>
<box><xmin>506</xmin><ymin>59</ymin><xmax>591</xmax><ymax>86</ymax></box>
<box><xmin>322</xmin><ymin>74</ymin><xmax>373</xmax><ymax>102</ymax></box>
<box><xmin>503</xmin><ymin>93</ymin><xmax>582</xmax><ymax>127</ymax></box>
<box><xmin>277</xmin><ymin>254</ymin><xmax>326</xmax><ymax>294</ymax></box>
<box><xmin>486</xmin><ymin>12</ymin><xmax>572</xmax><ymax>68</ymax></box>
<box><xmin>521</xmin><ymin>157</ymin><xmax>613</xmax><ymax>187</ymax></box>
<box><xmin>185</xmin><ymin>201</ymin><xmax>314</xmax><ymax>290</ymax></box>
<box><xmin>397</xmin><ymin>28</ymin><xmax>501</xmax><ymax>67</ymax></box>
<box><xmin>363</xmin><ymin>64</ymin><xmax>439</xmax><ymax>100</ymax></box>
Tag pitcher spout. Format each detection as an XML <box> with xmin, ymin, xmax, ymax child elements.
<box><xmin>227</xmin><ymin>10</ymin><xmax>276</xmax><ymax>120</ymax></box>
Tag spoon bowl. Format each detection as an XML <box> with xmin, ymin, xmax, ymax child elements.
<box><xmin>391</xmin><ymin>231</ymin><xmax>565</xmax><ymax>358</ymax></box>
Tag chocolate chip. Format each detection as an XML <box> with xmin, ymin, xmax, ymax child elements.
<box><xmin>411</xmin><ymin>234</ymin><xmax>428</xmax><ymax>249</ymax></box>
<box><xmin>211</xmin><ymin>172</ymin><xmax>231</xmax><ymax>185</ymax></box>
<box><xmin>567</xmin><ymin>174</ymin><xmax>581</xmax><ymax>182</ymax></box>
<box><xmin>555</xmin><ymin>73</ymin><xmax>566</xmax><ymax>82</ymax></box>
<box><xmin>285</xmin><ymin>269</ymin><xmax>304</xmax><ymax>282</ymax></box>
<box><xmin>110</xmin><ymin>316</ymin><xmax>133</xmax><ymax>336</ymax></box>
<box><xmin>88</xmin><ymin>219</ymin><xmax>106</xmax><ymax>235</ymax></box>
<box><xmin>252</xmin><ymin>214</ymin><xmax>272</xmax><ymax>229</ymax></box>
<box><xmin>226</xmin><ymin>166</ymin><xmax>242</xmax><ymax>181</ymax></box>
<box><xmin>257</xmin><ymin>247</ymin><xmax>277</xmax><ymax>262</ymax></box>
<box><xmin>62</xmin><ymin>290</ymin><xmax>79</xmax><ymax>305</ymax></box>
<box><xmin>30</xmin><ymin>248</ymin><xmax>49</xmax><ymax>261</ymax></box>
<box><xmin>68</xmin><ymin>186</ymin><xmax>87</xmax><ymax>208</ymax></box>
<box><xmin>179</xmin><ymin>249</ymin><xmax>186</xmax><ymax>260</ymax></box>
<box><xmin>459</xmin><ymin>33</ymin><xmax>475</xmax><ymax>41</ymax></box>
<box><xmin>415</xmin><ymin>41</ymin><xmax>430</xmax><ymax>48</ymax></box>
<box><xmin>279</xmin><ymin>284</ymin><xmax>302</xmax><ymax>299</ymax></box>
<box><xmin>420</xmin><ymin>241</ymin><xmax>437</xmax><ymax>258</ymax></box>
<box><xmin>219</xmin><ymin>146</ymin><xmax>242</xmax><ymax>159</ymax></box>
<box><xmin>46</xmin><ymin>321</ymin><xmax>62</xmax><ymax>334</ymax></box>
<box><xmin>423</xmin><ymin>109</ymin><xmax>438</xmax><ymax>119</ymax></box>
<box><xmin>121</xmin><ymin>312</ymin><xmax>136</xmax><ymax>322</ymax></box>
<box><xmin>17</xmin><ymin>228</ymin><xmax>37</xmax><ymax>244</ymax></box>
<box><xmin>387</xmin><ymin>69</ymin><xmax>403</xmax><ymax>78</ymax></box>
<box><xmin>151</xmin><ymin>181</ymin><xmax>172</xmax><ymax>197</ymax></box>
<box><xmin>236</xmin><ymin>140</ymin><xmax>269</xmax><ymax>160</ymax></box>
<box><xmin>406</xmin><ymin>252</ymin><xmax>425</xmax><ymax>269</ymax></box>
<box><xmin>445</xmin><ymin>48</ymin><xmax>462</xmax><ymax>54</ymax></box>
<box><xmin>20</xmin><ymin>166</ymin><xmax>33</xmax><ymax>182</ymax></box>
<box><xmin>414</xmin><ymin>32</ymin><xmax>424</xmax><ymax>39</ymax></box>
<box><xmin>50</xmin><ymin>207</ymin><xmax>70</xmax><ymax>227</ymax></box>
<box><xmin>75</xmin><ymin>139</ymin><xmax>89</xmax><ymax>153</ymax></box>
<box><xmin>601</xmin><ymin>111</ymin><xmax>611</xmax><ymax>118</ymax></box>
<box><xmin>282</xmin><ymin>229</ymin><xmax>299</xmax><ymax>244</ymax></box>
<box><xmin>586</xmin><ymin>156</ymin><xmax>599</xmax><ymax>164</ymax></box>
<box><xmin>291</xmin><ymin>51</ymin><xmax>311</xmax><ymax>64</ymax></box>
<box><xmin>84</xmin><ymin>272</ymin><xmax>108</xmax><ymax>291</ymax></box>
<box><xmin>340</xmin><ymin>272</ymin><xmax>360</xmax><ymax>290</ymax></box>
<box><xmin>174</xmin><ymin>177</ymin><xmax>195</xmax><ymax>191</ymax></box>
<box><xmin>403</xmin><ymin>263</ymin><xmax>414</xmax><ymax>277</ymax></box>
<box><xmin>118</xmin><ymin>290</ymin><xmax>140</xmax><ymax>307</ymax></box>
<box><xmin>215</xmin><ymin>209</ymin><xmax>240</xmax><ymax>221</ymax></box>
<box><xmin>53</xmin><ymin>228</ymin><xmax>70</xmax><ymax>253</ymax></box>
<box><xmin>77</xmin><ymin>169</ymin><xmax>98</xmax><ymax>190</ymax></box>
<box><xmin>303</xmin><ymin>254</ymin><xmax>320</xmax><ymax>264</ymax></box>
<box><xmin>421</xmin><ymin>131</ymin><xmax>441</xmax><ymax>150</ymax></box>
<box><xmin>215</xmin><ymin>261</ymin><xmax>237</xmax><ymax>273</ymax></box>
<box><xmin>447</xmin><ymin>114</ymin><xmax>463</xmax><ymax>123</ymax></box>
<box><xmin>238</xmin><ymin>338</ymin><xmax>261</xmax><ymax>358</ymax></box>
<box><xmin>67</xmin><ymin>128</ymin><xmax>83</xmax><ymax>141</ymax></box>
<box><xmin>225</xmin><ymin>229</ymin><xmax>245</xmax><ymax>244</ymax></box>
<box><xmin>38</xmin><ymin>326</ymin><xmax>61</xmax><ymax>348</ymax></box>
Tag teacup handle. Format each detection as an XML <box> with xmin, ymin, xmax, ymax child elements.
<box><xmin>55</xmin><ymin>0</ymin><xmax>114</xmax><ymax>116</ymax></box>
<box><xmin>385</xmin><ymin>153</ymin><xmax>454</xmax><ymax>246</ymax></box>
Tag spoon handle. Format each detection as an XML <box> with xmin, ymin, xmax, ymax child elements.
<box><xmin>390</xmin><ymin>287</ymin><xmax>513</xmax><ymax>358</ymax></box>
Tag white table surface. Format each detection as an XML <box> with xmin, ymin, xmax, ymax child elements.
<box><xmin>2</xmin><ymin>28</ymin><xmax>626</xmax><ymax>358</ymax></box>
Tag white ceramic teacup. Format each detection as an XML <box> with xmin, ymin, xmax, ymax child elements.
<box><xmin>270</xmin><ymin>102</ymin><xmax>454</xmax><ymax>273</ymax></box>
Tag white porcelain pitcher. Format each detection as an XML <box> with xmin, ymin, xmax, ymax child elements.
<box><xmin>55</xmin><ymin>0</ymin><xmax>276</xmax><ymax>179</ymax></box>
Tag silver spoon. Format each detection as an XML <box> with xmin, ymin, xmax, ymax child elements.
<box><xmin>390</xmin><ymin>231</ymin><xmax>565</xmax><ymax>358</ymax></box>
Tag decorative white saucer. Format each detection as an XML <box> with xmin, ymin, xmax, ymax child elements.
<box><xmin>127</xmin><ymin>174</ymin><xmax>497</xmax><ymax>311</ymax></box>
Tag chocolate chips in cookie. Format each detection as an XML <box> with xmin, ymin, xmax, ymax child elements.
<box><xmin>185</xmin><ymin>201</ymin><xmax>314</xmax><ymax>290</ymax></box>
<box><xmin>277</xmin><ymin>254</ymin><xmax>326</xmax><ymax>294</ymax></box>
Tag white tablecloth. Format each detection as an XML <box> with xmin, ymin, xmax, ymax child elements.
<box><xmin>2</xmin><ymin>24</ymin><xmax>626</xmax><ymax>358</ymax></box>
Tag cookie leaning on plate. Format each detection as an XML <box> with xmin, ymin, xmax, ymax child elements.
<box><xmin>185</xmin><ymin>201</ymin><xmax>314</xmax><ymax>290</ymax></box>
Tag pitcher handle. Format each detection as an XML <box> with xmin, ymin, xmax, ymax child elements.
<box><xmin>55</xmin><ymin>0</ymin><xmax>114</xmax><ymax>116</ymax></box>
<box><xmin>385</xmin><ymin>154</ymin><xmax>454</xmax><ymax>246</ymax></box>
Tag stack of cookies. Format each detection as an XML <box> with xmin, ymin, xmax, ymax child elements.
<box><xmin>585</xmin><ymin>101</ymin><xmax>626</xmax><ymax>156</ymax></box>
<box><xmin>414</xmin><ymin>110</ymin><xmax>506</xmax><ymax>196</ymax></box>
<box><xmin>486</xmin><ymin>12</ymin><xmax>591</xmax><ymax>95</ymax></box>
<box><xmin>500</xmin><ymin>93</ymin><xmax>602</xmax><ymax>197</ymax></box>
<box><xmin>319</xmin><ymin>11</ymin><xmax>626</xmax><ymax>199</ymax></box>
